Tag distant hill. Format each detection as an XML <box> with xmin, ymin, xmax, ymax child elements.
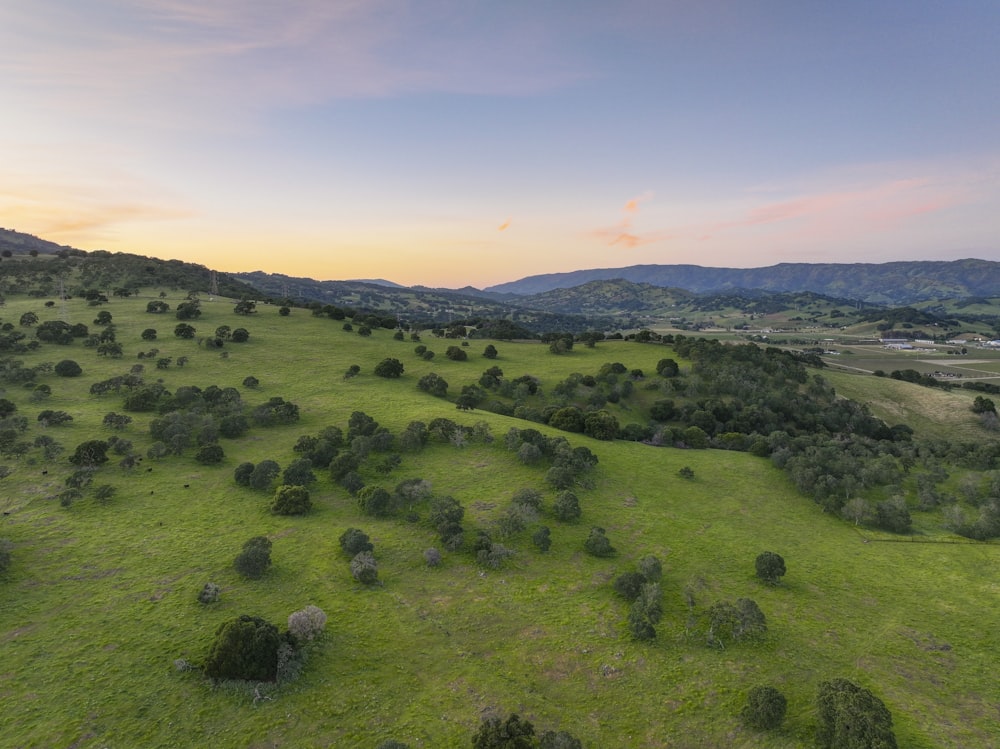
<box><xmin>485</xmin><ymin>259</ymin><xmax>1000</xmax><ymax>305</ymax></box>
<box><xmin>0</xmin><ymin>229</ymin><xmax>264</xmax><ymax>300</ymax></box>
<box><xmin>0</xmin><ymin>227</ymin><xmax>76</xmax><ymax>256</ymax></box>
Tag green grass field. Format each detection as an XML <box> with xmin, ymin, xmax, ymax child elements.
<box><xmin>1</xmin><ymin>293</ymin><xmax>999</xmax><ymax>748</ymax></box>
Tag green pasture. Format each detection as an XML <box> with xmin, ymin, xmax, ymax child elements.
<box><xmin>0</xmin><ymin>293</ymin><xmax>998</xmax><ymax>747</ymax></box>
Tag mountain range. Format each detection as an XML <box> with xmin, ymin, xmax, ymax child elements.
<box><xmin>2</xmin><ymin>228</ymin><xmax>998</xmax><ymax>318</ymax></box>
<box><xmin>484</xmin><ymin>259</ymin><xmax>1000</xmax><ymax>303</ymax></box>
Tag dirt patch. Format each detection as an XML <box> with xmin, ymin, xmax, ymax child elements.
<box><xmin>64</xmin><ymin>566</ymin><xmax>124</xmax><ymax>582</ymax></box>
<box><xmin>3</xmin><ymin>624</ymin><xmax>39</xmax><ymax>642</ymax></box>
<box><xmin>623</xmin><ymin>496</ymin><xmax>638</xmax><ymax>507</ymax></box>
<box><xmin>899</xmin><ymin>626</ymin><xmax>953</xmax><ymax>652</ymax></box>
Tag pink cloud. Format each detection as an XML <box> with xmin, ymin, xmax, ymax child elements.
<box><xmin>591</xmin><ymin>192</ymin><xmax>667</xmax><ymax>248</ymax></box>
<box><xmin>699</xmin><ymin>177</ymin><xmax>964</xmax><ymax>243</ymax></box>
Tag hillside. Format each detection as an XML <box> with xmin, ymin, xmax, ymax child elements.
<box><xmin>0</xmin><ymin>286</ymin><xmax>999</xmax><ymax>747</ymax></box>
<box><xmin>485</xmin><ymin>259</ymin><xmax>1000</xmax><ymax>304</ymax></box>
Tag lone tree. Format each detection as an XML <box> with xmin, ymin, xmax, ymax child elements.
<box><xmin>54</xmin><ymin>359</ymin><xmax>83</xmax><ymax>377</ymax></box>
<box><xmin>374</xmin><ymin>357</ymin><xmax>405</xmax><ymax>378</ymax></box>
<box><xmin>445</xmin><ymin>345</ymin><xmax>467</xmax><ymax>361</ymax></box>
<box><xmin>203</xmin><ymin>614</ymin><xmax>280</xmax><ymax>682</ymax></box>
<box><xmin>755</xmin><ymin>551</ymin><xmax>786</xmax><ymax>585</ymax></box>
<box><xmin>816</xmin><ymin>678</ymin><xmax>897</xmax><ymax>749</ymax></box>
<box><xmin>234</xmin><ymin>536</ymin><xmax>272</xmax><ymax>579</ymax></box>
<box><xmin>472</xmin><ymin>713</ymin><xmax>535</xmax><ymax>749</ymax></box>
<box><xmin>584</xmin><ymin>526</ymin><xmax>615</xmax><ymax>557</ymax></box>
<box><xmin>740</xmin><ymin>685</ymin><xmax>788</xmax><ymax>731</ymax></box>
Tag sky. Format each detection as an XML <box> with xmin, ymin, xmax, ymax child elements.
<box><xmin>1</xmin><ymin>1</ymin><xmax>999</xmax><ymax>289</ymax></box>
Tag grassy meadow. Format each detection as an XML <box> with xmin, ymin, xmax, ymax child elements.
<box><xmin>1</xmin><ymin>292</ymin><xmax>999</xmax><ymax>748</ymax></box>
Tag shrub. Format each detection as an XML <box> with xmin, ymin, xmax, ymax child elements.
<box><xmin>282</xmin><ymin>457</ymin><xmax>317</xmax><ymax>486</ymax></box>
<box><xmin>374</xmin><ymin>358</ymin><xmax>404</xmax><ymax>378</ymax></box>
<box><xmin>54</xmin><ymin>359</ymin><xmax>82</xmax><ymax>377</ymax></box>
<box><xmin>68</xmin><ymin>440</ymin><xmax>109</xmax><ymax>467</ymax></box>
<box><xmin>638</xmin><ymin>555</ymin><xmax>662</xmax><ymax>582</ymax></box>
<box><xmin>204</xmin><ymin>614</ymin><xmax>280</xmax><ymax>682</ymax></box>
<box><xmin>613</xmin><ymin>571</ymin><xmax>646</xmax><ymax>601</ymax></box>
<box><xmin>417</xmin><ymin>372</ymin><xmax>449</xmax><ymax>397</ymax></box>
<box><xmin>234</xmin><ymin>536</ymin><xmax>272</xmax><ymax>579</ymax></box>
<box><xmin>423</xmin><ymin>547</ymin><xmax>442</xmax><ymax>567</ymax></box>
<box><xmin>350</xmin><ymin>550</ymin><xmax>378</xmax><ymax>585</ymax></box>
<box><xmin>532</xmin><ymin>526</ymin><xmax>552</xmax><ymax>552</ymax></box>
<box><xmin>584</xmin><ymin>526</ymin><xmax>615</xmax><ymax>557</ymax></box>
<box><xmin>234</xmin><ymin>462</ymin><xmax>255</xmax><ymax>486</ymax></box>
<box><xmin>339</xmin><ymin>528</ymin><xmax>374</xmax><ymax>556</ymax></box>
<box><xmin>445</xmin><ymin>345</ymin><xmax>467</xmax><ymax>361</ymax></box>
<box><xmin>271</xmin><ymin>485</ymin><xmax>312</xmax><ymax>515</ymax></box>
<box><xmin>816</xmin><ymin>678</ymin><xmax>897</xmax><ymax>749</ymax></box>
<box><xmin>706</xmin><ymin>598</ymin><xmax>767</xmax><ymax>647</ymax></box>
<box><xmin>248</xmin><ymin>460</ymin><xmax>281</xmax><ymax>490</ymax></box>
<box><xmin>287</xmin><ymin>605</ymin><xmax>327</xmax><ymax>643</ymax></box>
<box><xmin>740</xmin><ymin>685</ymin><xmax>787</xmax><ymax>731</ymax></box>
<box><xmin>553</xmin><ymin>491</ymin><xmax>581</xmax><ymax>522</ymax></box>
<box><xmin>357</xmin><ymin>485</ymin><xmax>393</xmax><ymax>517</ymax></box>
<box><xmin>472</xmin><ymin>713</ymin><xmax>534</xmax><ymax>748</ymax></box>
<box><xmin>755</xmin><ymin>551</ymin><xmax>786</xmax><ymax>585</ymax></box>
<box><xmin>195</xmin><ymin>444</ymin><xmax>225</xmax><ymax>465</ymax></box>
<box><xmin>198</xmin><ymin>582</ymin><xmax>221</xmax><ymax>604</ymax></box>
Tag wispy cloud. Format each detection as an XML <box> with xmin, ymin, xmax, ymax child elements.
<box><xmin>591</xmin><ymin>192</ymin><xmax>670</xmax><ymax>248</ymax></box>
<box><xmin>497</xmin><ymin>218</ymin><xmax>512</xmax><ymax>232</ymax></box>
<box><xmin>704</xmin><ymin>176</ymin><xmax>965</xmax><ymax>242</ymax></box>
<box><xmin>0</xmin><ymin>165</ymin><xmax>194</xmax><ymax>246</ymax></box>
<box><xmin>0</xmin><ymin>1</ymin><xmax>590</xmax><ymax>129</ymax></box>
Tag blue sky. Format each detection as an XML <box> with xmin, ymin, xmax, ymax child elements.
<box><xmin>1</xmin><ymin>1</ymin><xmax>998</xmax><ymax>287</ymax></box>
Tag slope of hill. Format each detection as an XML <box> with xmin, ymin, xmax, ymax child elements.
<box><xmin>0</xmin><ymin>227</ymin><xmax>77</xmax><ymax>256</ymax></box>
<box><xmin>0</xmin><ymin>280</ymin><xmax>999</xmax><ymax>747</ymax></box>
<box><xmin>486</xmin><ymin>259</ymin><xmax>1000</xmax><ymax>304</ymax></box>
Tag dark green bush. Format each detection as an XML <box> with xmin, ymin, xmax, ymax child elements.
<box><xmin>203</xmin><ymin>614</ymin><xmax>280</xmax><ymax>681</ymax></box>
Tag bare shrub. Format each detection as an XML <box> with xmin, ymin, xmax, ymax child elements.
<box><xmin>287</xmin><ymin>605</ymin><xmax>327</xmax><ymax>642</ymax></box>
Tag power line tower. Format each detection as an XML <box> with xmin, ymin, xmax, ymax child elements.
<box><xmin>210</xmin><ymin>271</ymin><xmax>219</xmax><ymax>299</ymax></box>
<box><xmin>59</xmin><ymin>279</ymin><xmax>68</xmax><ymax>322</ymax></box>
